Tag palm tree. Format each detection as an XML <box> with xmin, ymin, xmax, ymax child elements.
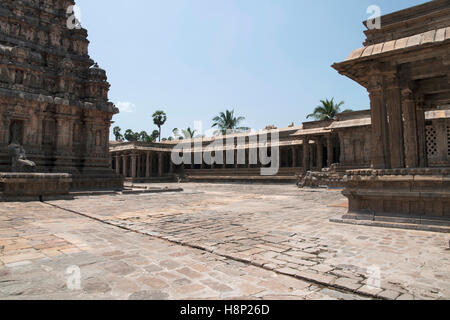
<box><xmin>152</xmin><ymin>110</ymin><xmax>167</xmax><ymax>142</ymax></box>
<box><xmin>307</xmin><ymin>98</ymin><xmax>352</xmax><ymax>121</ymax></box>
<box><xmin>212</xmin><ymin>109</ymin><xmax>249</xmax><ymax>135</ymax></box>
<box><xmin>182</xmin><ymin>127</ymin><xmax>197</xmax><ymax>139</ymax></box>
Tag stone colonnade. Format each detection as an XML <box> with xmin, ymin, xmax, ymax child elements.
<box><xmin>111</xmin><ymin>136</ymin><xmax>340</xmax><ymax>179</ymax></box>
<box><xmin>112</xmin><ymin>151</ymin><xmax>173</xmax><ymax>179</ymax></box>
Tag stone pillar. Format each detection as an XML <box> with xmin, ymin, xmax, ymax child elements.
<box><xmin>385</xmin><ymin>73</ymin><xmax>405</xmax><ymax>168</ymax></box>
<box><xmin>303</xmin><ymin>138</ymin><xmax>310</xmax><ymax>171</ymax></box>
<box><xmin>317</xmin><ymin>139</ymin><xmax>323</xmax><ymax>170</ymax></box>
<box><xmin>327</xmin><ymin>136</ymin><xmax>333</xmax><ymax>167</ymax></box>
<box><xmin>158</xmin><ymin>152</ymin><xmax>163</xmax><ymax>177</ymax></box>
<box><xmin>292</xmin><ymin>146</ymin><xmax>297</xmax><ymax>167</ymax></box>
<box><xmin>115</xmin><ymin>155</ymin><xmax>120</xmax><ymax>175</ymax></box>
<box><xmin>368</xmin><ymin>76</ymin><xmax>390</xmax><ymax>169</ymax></box>
<box><xmin>136</xmin><ymin>154</ymin><xmax>141</xmax><ymax>178</ymax></box>
<box><xmin>145</xmin><ymin>151</ymin><xmax>151</xmax><ymax>177</ymax></box>
<box><xmin>131</xmin><ymin>154</ymin><xmax>137</xmax><ymax>178</ymax></box>
<box><xmin>401</xmin><ymin>88</ymin><xmax>419</xmax><ymax>168</ymax></box>
<box><xmin>122</xmin><ymin>155</ymin><xmax>128</xmax><ymax>177</ymax></box>
<box><xmin>169</xmin><ymin>154</ymin><xmax>174</xmax><ymax>173</ymax></box>
<box><xmin>415</xmin><ymin>96</ymin><xmax>427</xmax><ymax>168</ymax></box>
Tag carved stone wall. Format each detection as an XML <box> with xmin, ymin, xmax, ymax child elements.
<box><xmin>0</xmin><ymin>0</ymin><xmax>121</xmax><ymax>189</ymax></box>
<box><xmin>337</xmin><ymin>127</ymin><xmax>372</xmax><ymax>169</ymax></box>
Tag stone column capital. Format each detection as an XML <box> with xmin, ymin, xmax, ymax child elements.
<box><xmin>367</xmin><ymin>73</ymin><xmax>383</xmax><ymax>95</ymax></box>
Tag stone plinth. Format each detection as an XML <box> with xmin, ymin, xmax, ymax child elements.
<box><xmin>342</xmin><ymin>168</ymin><xmax>450</xmax><ymax>219</ymax></box>
<box><xmin>71</xmin><ymin>173</ymin><xmax>124</xmax><ymax>191</ymax></box>
<box><xmin>0</xmin><ymin>173</ymin><xmax>72</xmax><ymax>201</ymax></box>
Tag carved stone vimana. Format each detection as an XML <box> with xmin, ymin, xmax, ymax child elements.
<box><xmin>0</xmin><ymin>0</ymin><xmax>122</xmax><ymax>190</ymax></box>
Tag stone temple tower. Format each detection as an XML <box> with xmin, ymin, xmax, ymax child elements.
<box><xmin>0</xmin><ymin>0</ymin><xmax>122</xmax><ymax>190</ymax></box>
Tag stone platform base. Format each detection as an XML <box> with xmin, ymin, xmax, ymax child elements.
<box><xmin>125</xmin><ymin>176</ymin><xmax>177</xmax><ymax>183</ymax></box>
<box><xmin>185</xmin><ymin>175</ymin><xmax>298</xmax><ymax>184</ymax></box>
<box><xmin>0</xmin><ymin>172</ymin><xmax>72</xmax><ymax>201</ymax></box>
<box><xmin>70</xmin><ymin>173</ymin><xmax>124</xmax><ymax>191</ymax></box>
<box><xmin>331</xmin><ymin>214</ymin><xmax>450</xmax><ymax>233</ymax></box>
<box><xmin>337</xmin><ymin>168</ymin><xmax>450</xmax><ymax>232</ymax></box>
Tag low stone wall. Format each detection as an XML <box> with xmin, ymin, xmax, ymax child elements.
<box><xmin>0</xmin><ymin>172</ymin><xmax>72</xmax><ymax>201</ymax></box>
<box><xmin>342</xmin><ymin>168</ymin><xmax>450</xmax><ymax>218</ymax></box>
<box><xmin>70</xmin><ymin>173</ymin><xmax>124</xmax><ymax>191</ymax></box>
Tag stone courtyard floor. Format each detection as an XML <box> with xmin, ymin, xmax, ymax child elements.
<box><xmin>0</xmin><ymin>183</ymin><xmax>449</xmax><ymax>300</ymax></box>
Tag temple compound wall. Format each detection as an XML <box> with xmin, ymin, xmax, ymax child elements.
<box><xmin>0</xmin><ymin>0</ymin><xmax>122</xmax><ymax>191</ymax></box>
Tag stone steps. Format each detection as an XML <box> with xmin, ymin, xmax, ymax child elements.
<box><xmin>331</xmin><ymin>214</ymin><xmax>450</xmax><ymax>233</ymax></box>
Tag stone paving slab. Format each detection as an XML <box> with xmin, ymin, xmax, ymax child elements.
<box><xmin>0</xmin><ymin>197</ymin><xmax>362</xmax><ymax>300</ymax></box>
<box><xmin>44</xmin><ymin>183</ymin><xmax>450</xmax><ymax>300</ymax></box>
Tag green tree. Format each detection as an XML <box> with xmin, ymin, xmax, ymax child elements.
<box><xmin>113</xmin><ymin>126</ymin><xmax>124</xmax><ymax>142</ymax></box>
<box><xmin>152</xmin><ymin>110</ymin><xmax>167</xmax><ymax>142</ymax></box>
<box><xmin>124</xmin><ymin>129</ymin><xmax>160</xmax><ymax>142</ymax></box>
<box><xmin>138</xmin><ymin>131</ymin><xmax>152</xmax><ymax>142</ymax></box>
<box><xmin>124</xmin><ymin>129</ymin><xmax>139</xmax><ymax>142</ymax></box>
<box><xmin>212</xmin><ymin>109</ymin><xmax>249</xmax><ymax>136</ymax></box>
<box><xmin>306</xmin><ymin>98</ymin><xmax>353</xmax><ymax>121</ymax></box>
<box><xmin>150</xmin><ymin>130</ymin><xmax>160</xmax><ymax>142</ymax></box>
<box><xmin>182</xmin><ymin>127</ymin><xmax>197</xmax><ymax>139</ymax></box>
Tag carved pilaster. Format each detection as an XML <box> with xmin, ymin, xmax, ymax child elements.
<box><xmin>415</xmin><ymin>95</ymin><xmax>427</xmax><ymax>168</ymax></box>
<box><xmin>55</xmin><ymin>116</ymin><xmax>66</xmax><ymax>150</ymax></box>
<box><xmin>384</xmin><ymin>71</ymin><xmax>405</xmax><ymax>168</ymax></box>
<box><xmin>401</xmin><ymin>88</ymin><xmax>419</xmax><ymax>168</ymax></box>
<box><xmin>368</xmin><ymin>73</ymin><xmax>390</xmax><ymax>169</ymax></box>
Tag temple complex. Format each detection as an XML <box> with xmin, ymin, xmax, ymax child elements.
<box><xmin>332</xmin><ymin>0</ymin><xmax>450</xmax><ymax>221</ymax></box>
<box><xmin>110</xmin><ymin>109</ymin><xmax>450</xmax><ymax>186</ymax></box>
<box><xmin>0</xmin><ymin>0</ymin><xmax>122</xmax><ymax>192</ymax></box>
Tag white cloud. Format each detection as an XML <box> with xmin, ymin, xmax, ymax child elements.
<box><xmin>116</xmin><ymin>101</ymin><xmax>137</xmax><ymax>113</ymax></box>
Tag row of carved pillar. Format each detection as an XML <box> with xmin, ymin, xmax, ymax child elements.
<box><xmin>112</xmin><ymin>139</ymin><xmax>338</xmax><ymax>178</ymax></box>
<box><xmin>113</xmin><ymin>151</ymin><xmax>173</xmax><ymax>178</ymax></box>
<box><xmin>368</xmin><ymin>71</ymin><xmax>428</xmax><ymax>169</ymax></box>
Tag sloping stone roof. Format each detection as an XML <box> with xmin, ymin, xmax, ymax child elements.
<box><xmin>345</xmin><ymin>27</ymin><xmax>450</xmax><ymax>62</ymax></box>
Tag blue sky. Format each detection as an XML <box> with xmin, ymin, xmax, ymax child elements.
<box><xmin>76</xmin><ymin>0</ymin><xmax>427</xmax><ymax>139</ymax></box>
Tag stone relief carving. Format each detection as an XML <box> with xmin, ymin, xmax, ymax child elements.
<box><xmin>7</xmin><ymin>122</ymin><xmax>36</xmax><ymax>172</ymax></box>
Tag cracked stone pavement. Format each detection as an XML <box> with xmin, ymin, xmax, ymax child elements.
<box><xmin>0</xmin><ymin>183</ymin><xmax>449</xmax><ymax>300</ymax></box>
